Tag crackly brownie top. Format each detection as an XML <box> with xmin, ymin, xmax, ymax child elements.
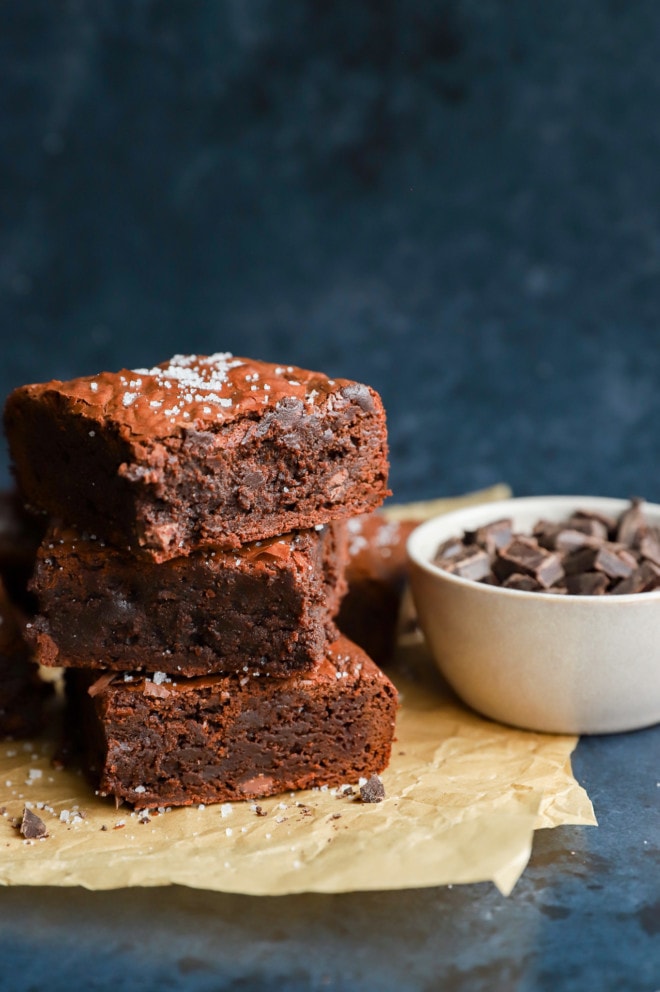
<box><xmin>14</xmin><ymin>353</ymin><xmax>378</xmax><ymax>439</ymax></box>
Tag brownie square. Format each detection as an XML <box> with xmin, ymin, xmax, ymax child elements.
<box><xmin>28</xmin><ymin>521</ymin><xmax>347</xmax><ymax>678</ymax></box>
<box><xmin>0</xmin><ymin>489</ymin><xmax>45</xmax><ymax>612</ymax></box>
<box><xmin>0</xmin><ymin>577</ymin><xmax>52</xmax><ymax>738</ymax></box>
<box><xmin>338</xmin><ymin>512</ymin><xmax>419</xmax><ymax>666</ymax></box>
<box><xmin>67</xmin><ymin>635</ymin><xmax>398</xmax><ymax>808</ymax></box>
<box><xmin>5</xmin><ymin>354</ymin><xmax>390</xmax><ymax>561</ymax></box>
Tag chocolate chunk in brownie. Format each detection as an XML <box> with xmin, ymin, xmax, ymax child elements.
<box><xmin>28</xmin><ymin>520</ymin><xmax>347</xmax><ymax>677</ymax></box>
<box><xmin>0</xmin><ymin>578</ymin><xmax>52</xmax><ymax>738</ymax></box>
<box><xmin>338</xmin><ymin>512</ymin><xmax>419</xmax><ymax>666</ymax></box>
<box><xmin>67</xmin><ymin>635</ymin><xmax>398</xmax><ymax>808</ymax></box>
<box><xmin>5</xmin><ymin>354</ymin><xmax>390</xmax><ymax>561</ymax></box>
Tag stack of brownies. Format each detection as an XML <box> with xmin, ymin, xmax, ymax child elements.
<box><xmin>4</xmin><ymin>353</ymin><xmax>398</xmax><ymax>808</ymax></box>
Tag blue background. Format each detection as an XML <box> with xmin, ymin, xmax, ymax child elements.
<box><xmin>3</xmin><ymin>1</ymin><xmax>660</xmax><ymax>502</ymax></box>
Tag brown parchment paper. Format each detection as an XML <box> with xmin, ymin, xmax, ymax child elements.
<box><xmin>0</xmin><ymin>485</ymin><xmax>596</xmax><ymax>896</ymax></box>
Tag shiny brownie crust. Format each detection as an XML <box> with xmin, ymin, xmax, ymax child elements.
<box><xmin>68</xmin><ymin>635</ymin><xmax>398</xmax><ymax>808</ymax></box>
<box><xmin>5</xmin><ymin>353</ymin><xmax>390</xmax><ymax>561</ymax></box>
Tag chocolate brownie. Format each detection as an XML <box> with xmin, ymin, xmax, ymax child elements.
<box><xmin>5</xmin><ymin>354</ymin><xmax>390</xmax><ymax>561</ymax></box>
<box><xmin>67</xmin><ymin>634</ymin><xmax>398</xmax><ymax>808</ymax></box>
<box><xmin>0</xmin><ymin>577</ymin><xmax>51</xmax><ymax>738</ymax></box>
<box><xmin>338</xmin><ymin>512</ymin><xmax>419</xmax><ymax>665</ymax></box>
<box><xmin>28</xmin><ymin>521</ymin><xmax>347</xmax><ymax>677</ymax></box>
<box><xmin>0</xmin><ymin>490</ymin><xmax>45</xmax><ymax>611</ymax></box>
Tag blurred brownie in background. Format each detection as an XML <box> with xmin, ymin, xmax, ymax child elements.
<box><xmin>338</xmin><ymin>512</ymin><xmax>419</xmax><ymax>666</ymax></box>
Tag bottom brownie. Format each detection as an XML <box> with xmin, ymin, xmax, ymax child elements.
<box><xmin>68</xmin><ymin>635</ymin><xmax>398</xmax><ymax>808</ymax></box>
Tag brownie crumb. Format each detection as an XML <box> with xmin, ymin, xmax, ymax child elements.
<box><xmin>359</xmin><ymin>775</ymin><xmax>386</xmax><ymax>804</ymax></box>
<box><xmin>19</xmin><ymin>807</ymin><xmax>48</xmax><ymax>839</ymax></box>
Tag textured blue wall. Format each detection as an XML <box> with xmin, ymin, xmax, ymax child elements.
<box><xmin>3</xmin><ymin>1</ymin><xmax>660</xmax><ymax>502</ymax></box>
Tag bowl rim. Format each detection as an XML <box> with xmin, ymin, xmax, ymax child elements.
<box><xmin>406</xmin><ymin>494</ymin><xmax>660</xmax><ymax>604</ymax></box>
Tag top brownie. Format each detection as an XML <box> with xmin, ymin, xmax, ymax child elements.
<box><xmin>4</xmin><ymin>353</ymin><xmax>390</xmax><ymax>560</ymax></box>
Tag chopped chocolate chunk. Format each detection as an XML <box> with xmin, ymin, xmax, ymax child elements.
<box><xmin>533</xmin><ymin>520</ymin><xmax>564</xmax><ymax>550</ymax></box>
<box><xmin>464</xmin><ymin>518</ymin><xmax>513</xmax><ymax>555</ymax></box>
<box><xmin>434</xmin><ymin>536</ymin><xmax>465</xmax><ymax>560</ymax></box>
<box><xmin>359</xmin><ymin>774</ymin><xmax>386</xmax><ymax>803</ymax></box>
<box><xmin>553</xmin><ymin>529</ymin><xmax>599</xmax><ymax>553</ymax></box>
<box><xmin>638</xmin><ymin>532</ymin><xmax>660</xmax><ymax>567</ymax></box>
<box><xmin>493</xmin><ymin>538</ymin><xmax>564</xmax><ymax>589</ymax></box>
<box><xmin>564</xmin><ymin>572</ymin><xmax>610</xmax><ymax>596</ymax></box>
<box><xmin>501</xmin><ymin>572</ymin><xmax>543</xmax><ymax>592</ymax></box>
<box><xmin>19</xmin><ymin>806</ymin><xmax>48</xmax><ymax>839</ymax></box>
<box><xmin>441</xmin><ymin>546</ymin><xmax>491</xmax><ymax>581</ymax></box>
<box><xmin>616</xmin><ymin>498</ymin><xmax>646</xmax><ymax>547</ymax></box>
<box><xmin>563</xmin><ymin>544</ymin><xmax>634</xmax><ymax>581</ymax></box>
<box><xmin>611</xmin><ymin>560</ymin><xmax>660</xmax><ymax>594</ymax></box>
<box><xmin>567</xmin><ymin>510</ymin><xmax>615</xmax><ymax>540</ymax></box>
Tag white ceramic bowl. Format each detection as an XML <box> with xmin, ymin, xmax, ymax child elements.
<box><xmin>407</xmin><ymin>495</ymin><xmax>660</xmax><ymax>734</ymax></box>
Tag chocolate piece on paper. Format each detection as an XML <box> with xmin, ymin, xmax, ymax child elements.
<box><xmin>359</xmin><ymin>775</ymin><xmax>386</xmax><ymax>803</ymax></box>
<box><xmin>19</xmin><ymin>807</ymin><xmax>48</xmax><ymax>840</ymax></box>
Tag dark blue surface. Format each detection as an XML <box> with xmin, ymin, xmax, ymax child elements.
<box><xmin>1</xmin><ymin>2</ymin><xmax>660</xmax><ymax>988</ymax></box>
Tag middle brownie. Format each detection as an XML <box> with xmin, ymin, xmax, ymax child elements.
<box><xmin>27</xmin><ymin>521</ymin><xmax>347</xmax><ymax>678</ymax></box>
